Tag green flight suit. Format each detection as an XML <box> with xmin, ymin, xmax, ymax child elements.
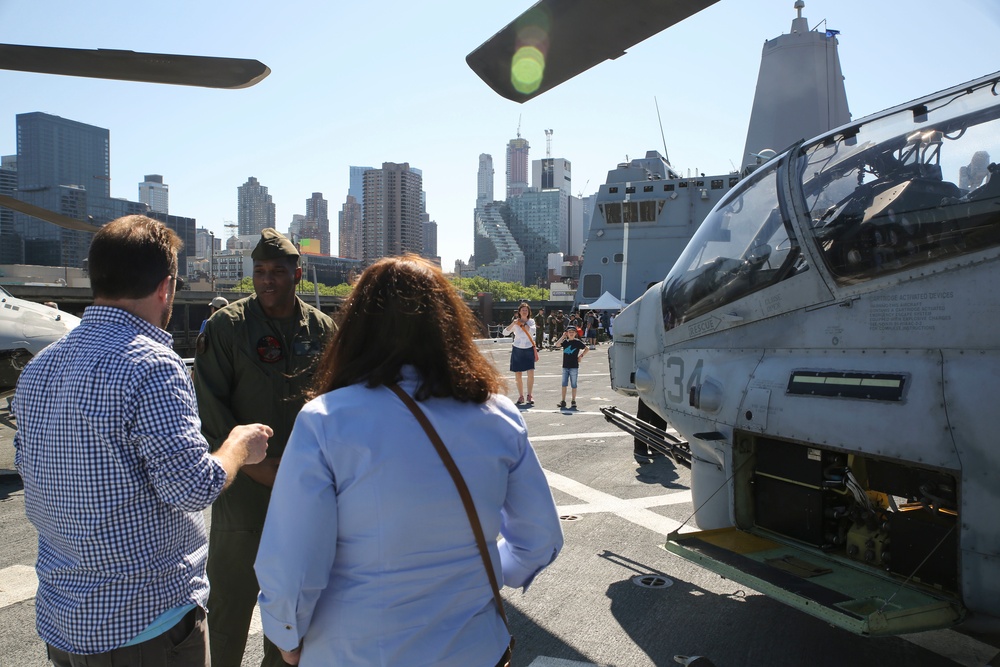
<box><xmin>193</xmin><ymin>295</ymin><xmax>334</xmax><ymax>667</ymax></box>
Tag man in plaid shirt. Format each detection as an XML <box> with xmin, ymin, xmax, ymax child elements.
<box><xmin>13</xmin><ymin>216</ymin><xmax>271</xmax><ymax>666</ymax></box>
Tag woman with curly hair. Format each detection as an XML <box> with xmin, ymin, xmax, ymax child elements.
<box><xmin>255</xmin><ymin>255</ymin><xmax>563</xmax><ymax>667</ymax></box>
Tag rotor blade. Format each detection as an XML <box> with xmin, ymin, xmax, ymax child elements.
<box><xmin>0</xmin><ymin>44</ymin><xmax>270</xmax><ymax>89</ymax></box>
<box><xmin>467</xmin><ymin>0</ymin><xmax>720</xmax><ymax>103</ymax></box>
<box><xmin>0</xmin><ymin>195</ymin><xmax>102</xmax><ymax>233</ymax></box>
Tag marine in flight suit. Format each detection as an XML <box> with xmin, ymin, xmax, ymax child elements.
<box><xmin>194</xmin><ymin>228</ymin><xmax>335</xmax><ymax>667</ymax></box>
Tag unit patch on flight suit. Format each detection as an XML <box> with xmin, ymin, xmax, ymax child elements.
<box><xmin>256</xmin><ymin>335</ymin><xmax>284</xmax><ymax>363</ymax></box>
<box><xmin>293</xmin><ymin>338</ymin><xmax>324</xmax><ymax>356</ymax></box>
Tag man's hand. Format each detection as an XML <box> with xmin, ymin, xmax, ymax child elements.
<box><xmin>227</xmin><ymin>423</ymin><xmax>272</xmax><ymax>464</ymax></box>
<box><xmin>214</xmin><ymin>423</ymin><xmax>272</xmax><ymax>488</ymax></box>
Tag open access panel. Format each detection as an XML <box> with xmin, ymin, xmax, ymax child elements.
<box><xmin>666</xmin><ymin>433</ymin><xmax>964</xmax><ymax>636</ymax></box>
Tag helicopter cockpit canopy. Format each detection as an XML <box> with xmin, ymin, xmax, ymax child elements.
<box><xmin>661</xmin><ymin>74</ymin><xmax>1000</xmax><ymax>332</ymax></box>
<box><xmin>660</xmin><ymin>158</ymin><xmax>804</xmax><ymax>330</ymax></box>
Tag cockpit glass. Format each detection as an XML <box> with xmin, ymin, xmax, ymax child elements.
<box><xmin>798</xmin><ymin>77</ymin><xmax>1000</xmax><ymax>284</ymax></box>
<box><xmin>661</xmin><ymin>162</ymin><xmax>803</xmax><ymax>331</ymax></box>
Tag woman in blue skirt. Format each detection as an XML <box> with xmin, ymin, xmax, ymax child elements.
<box><xmin>502</xmin><ymin>302</ymin><xmax>536</xmax><ymax>405</ymax></box>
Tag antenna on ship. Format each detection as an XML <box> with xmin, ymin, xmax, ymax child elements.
<box><xmin>654</xmin><ymin>96</ymin><xmax>671</xmax><ymax>166</ymax></box>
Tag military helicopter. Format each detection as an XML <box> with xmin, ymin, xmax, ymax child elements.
<box><xmin>0</xmin><ymin>35</ymin><xmax>269</xmax><ymax>396</ymax></box>
<box><xmin>0</xmin><ymin>288</ymin><xmax>80</xmax><ymax>397</ymax></box>
<box><xmin>470</xmin><ymin>0</ymin><xmax>1000</xmax><ymax>640</ymax></box>
<box><xmin>604</xmin><ymin>70</ymin><xmax>1000</xmax><ymax>636</ymax></box>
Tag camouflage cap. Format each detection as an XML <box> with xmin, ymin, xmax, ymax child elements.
<box><xmin>251</xmin><ymin>228</ymin><xmax>299</xmax><ymax>260</ymax></box>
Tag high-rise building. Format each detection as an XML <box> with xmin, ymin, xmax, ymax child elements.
<box><xmin>14</xmin><ymin>112</ymin><xmax>112</xmax><ymax>267</ymax></box>
<box><xmin>237</xmin><ymin>176</ymin><xmax>276</xmax><ymax>236</ymax></box>
<box><xmin>477</xmin><ymin>154</ymin><xmax>494</xmax><ymax>204</ymax></box>
<box><xmin>338</xmin><ymin>195</ymin><xmax>362</xmax><ymax>260</ymax></box>
<box><xmin>506</xmin><ymin>137</ymin><xmax>530</xmax><ymax>198</ymax></box>
<box><xmin>138</xmin><ymin>174</ymin><xmax>169</xmax><ymax>214</ymax></box>
<box><xmin>531</xmin><ymin>157</ymin><xmax>577</xmax><ymax>256</ymax></box>
<box><xmin>0</xmin><ymin>156</ymin><xmax>19</xmax><ymax>264</ymax></box>
<box><xmin>190</xmin><ymin>227</ymin><xmax>220</xmax><ymax>281</ymax></box>
<box><xmin>505</xmin><ymin>189</ymin><xmax>565</xmax><ymax>286</ymax></box>
<box><xmin>346</xmin><ymin>166</ymin><xmax>374</xmax><ymax>259</ymax></box>
<box><xmin>421</xmin><ymin>215</ymin><xmax>439</xmax><ymax>263</ymax></box>
<box><xmin>288</xmin><ymin>214</ymin><xmax>306</xmax><ymax>246</ymax></box>
<box><xmin>302</xmin><ymin>192</ymin><xmax>330</xmax><ymax>256</ymax></box>
<box><xmin>349</xmin><ymin>165</ymin><xmax>373</xmax><ymax>216</ymax></box>
<box><xmin>361</xmin><ymin>162</ymin><xmax>423</xmax><ymax>264</ymax></box>
<box><xmin>472</xmin><ymin>202</ymin><xmax>525</xmax><ymax>284</ymax></box>
<box><xmin>410</xmin><ymin>167</ymin><xmax>426</xmax><ymax>217</ymax></box>
<box><xmin>196</xmin><ymin>227</ymin><xmax>220</xmax><ymax>258</ymax></box>
<box><xmin>532</xmin><ymin>158</ymin><xmax>571</xmax><ymax>195</ymax></box>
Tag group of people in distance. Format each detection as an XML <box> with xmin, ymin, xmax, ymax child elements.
<box><xmin>13</xmin><ymin>216</ymin><xmax>563</xmax><ymax>667</ymax></box>
<box><xmin>543</xmin><ymin>307</ymin><xmax>613</xmax><ymax>351</ymax></box>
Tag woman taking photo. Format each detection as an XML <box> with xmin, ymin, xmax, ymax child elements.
<box><xmin>502</xmin><ymin>301</ymin><xmax>536</xmax><ymax>405</ymax></box>
<box><xmin>255</xmin><ymin>255</ymin><xmax>563</xmax><ymax>667</ymax></box>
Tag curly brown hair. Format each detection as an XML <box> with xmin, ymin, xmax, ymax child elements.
<box><xmin>310</xmin><ymin>255</ymin><xmax>504</xmax><ymax>402</ymax></box>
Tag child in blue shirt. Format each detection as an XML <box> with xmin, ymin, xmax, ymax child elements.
<box><xmin>553</xmin><ymin>326</ymin><xmax>588</xmax><ymax>409</ymax></box>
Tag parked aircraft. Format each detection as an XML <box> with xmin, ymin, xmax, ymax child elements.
<box><xmin>608</xmin><ymin>70</ymin><xmax>1000</xmax><ymax>635</ymax></box>
<box><xmin>0</xmin><ymin>288</ymin><xmax>79</xmax><ymax>396</ymax></box>
<box><xmin>470</xmin><ymin>0</ymin><xmax>1000</xmax><ymax>640</ymax></box>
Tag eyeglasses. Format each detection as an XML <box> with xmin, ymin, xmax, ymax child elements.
<box><xmin>170</xmin><ymin>275</ymin><xmax>186</xmax><ymax>291</ymax></box>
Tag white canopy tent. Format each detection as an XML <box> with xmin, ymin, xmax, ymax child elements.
<box><xmin>578</xmin><ymin>291</ymin><xmax>627</xmax><ymax>311</ymax></box>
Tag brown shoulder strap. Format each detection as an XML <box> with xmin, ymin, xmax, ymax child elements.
<box><xmin>388</xmin><ymin>384</ymin><xmax>509</xmax><ymax>629</ymax></box>
<box><xmin>517</xmin><ymin>321</ymin><xmax>537</xmax><ymax>350</ymax></box>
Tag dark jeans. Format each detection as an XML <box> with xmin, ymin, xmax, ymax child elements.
<box><xmin>46</xmin><ymin>607</ymin><xmax>208</xmax><ymax>667</ymax></box>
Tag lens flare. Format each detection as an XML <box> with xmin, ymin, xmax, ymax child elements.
<box><xmin>511</xmin><ymin>46</ymin><xmax>545</xmax><ymax>95</ymax></box>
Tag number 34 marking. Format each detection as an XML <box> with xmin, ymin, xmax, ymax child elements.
<box><xmin>665</xmin><ymin>357</ymin><xmax>703</xmax><ymax>404</ymax></box>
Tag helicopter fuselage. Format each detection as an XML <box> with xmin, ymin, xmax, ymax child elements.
<box><xmin>611</xmin><ymin>70</ymin><xmax>1000</xmax><ymax>634</ymax></box>
<box><xmin>0</xmin><ymin>287</ymin><xmax>79</xmax><ymax>393</ymax></box>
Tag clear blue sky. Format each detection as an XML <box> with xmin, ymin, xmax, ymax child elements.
<box><xmin>3</xmin><ymin>0</ymin><xmax>997</xmax><ymax>272</ymax></box>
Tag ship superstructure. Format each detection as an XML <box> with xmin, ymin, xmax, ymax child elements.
<box><xmin>577</xmin><ymin>1</ymin><xmax>851</xmax><ymax>306</ymax></box>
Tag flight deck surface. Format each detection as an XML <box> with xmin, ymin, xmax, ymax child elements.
<box><xmin>0</xmin><ymin>343</ymin><xmax>996</xmax><ymax>666</ymax></box>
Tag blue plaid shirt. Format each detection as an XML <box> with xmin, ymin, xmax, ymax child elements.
<box><xmin>13</xmin><ymin>306</ymin><xmax>228</xmax><ymax>654</ymax></box>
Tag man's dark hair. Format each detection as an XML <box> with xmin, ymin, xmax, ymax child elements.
<box><xmin>89</xmin><ymin>215</ymin><xmax>182</xmax><ymax>300</ymax></box>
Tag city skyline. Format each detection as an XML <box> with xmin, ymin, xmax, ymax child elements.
<box><xmin>1</xmin><ymin>0</ymin><xmax>996</xmax><ymax>272</ymax></box>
